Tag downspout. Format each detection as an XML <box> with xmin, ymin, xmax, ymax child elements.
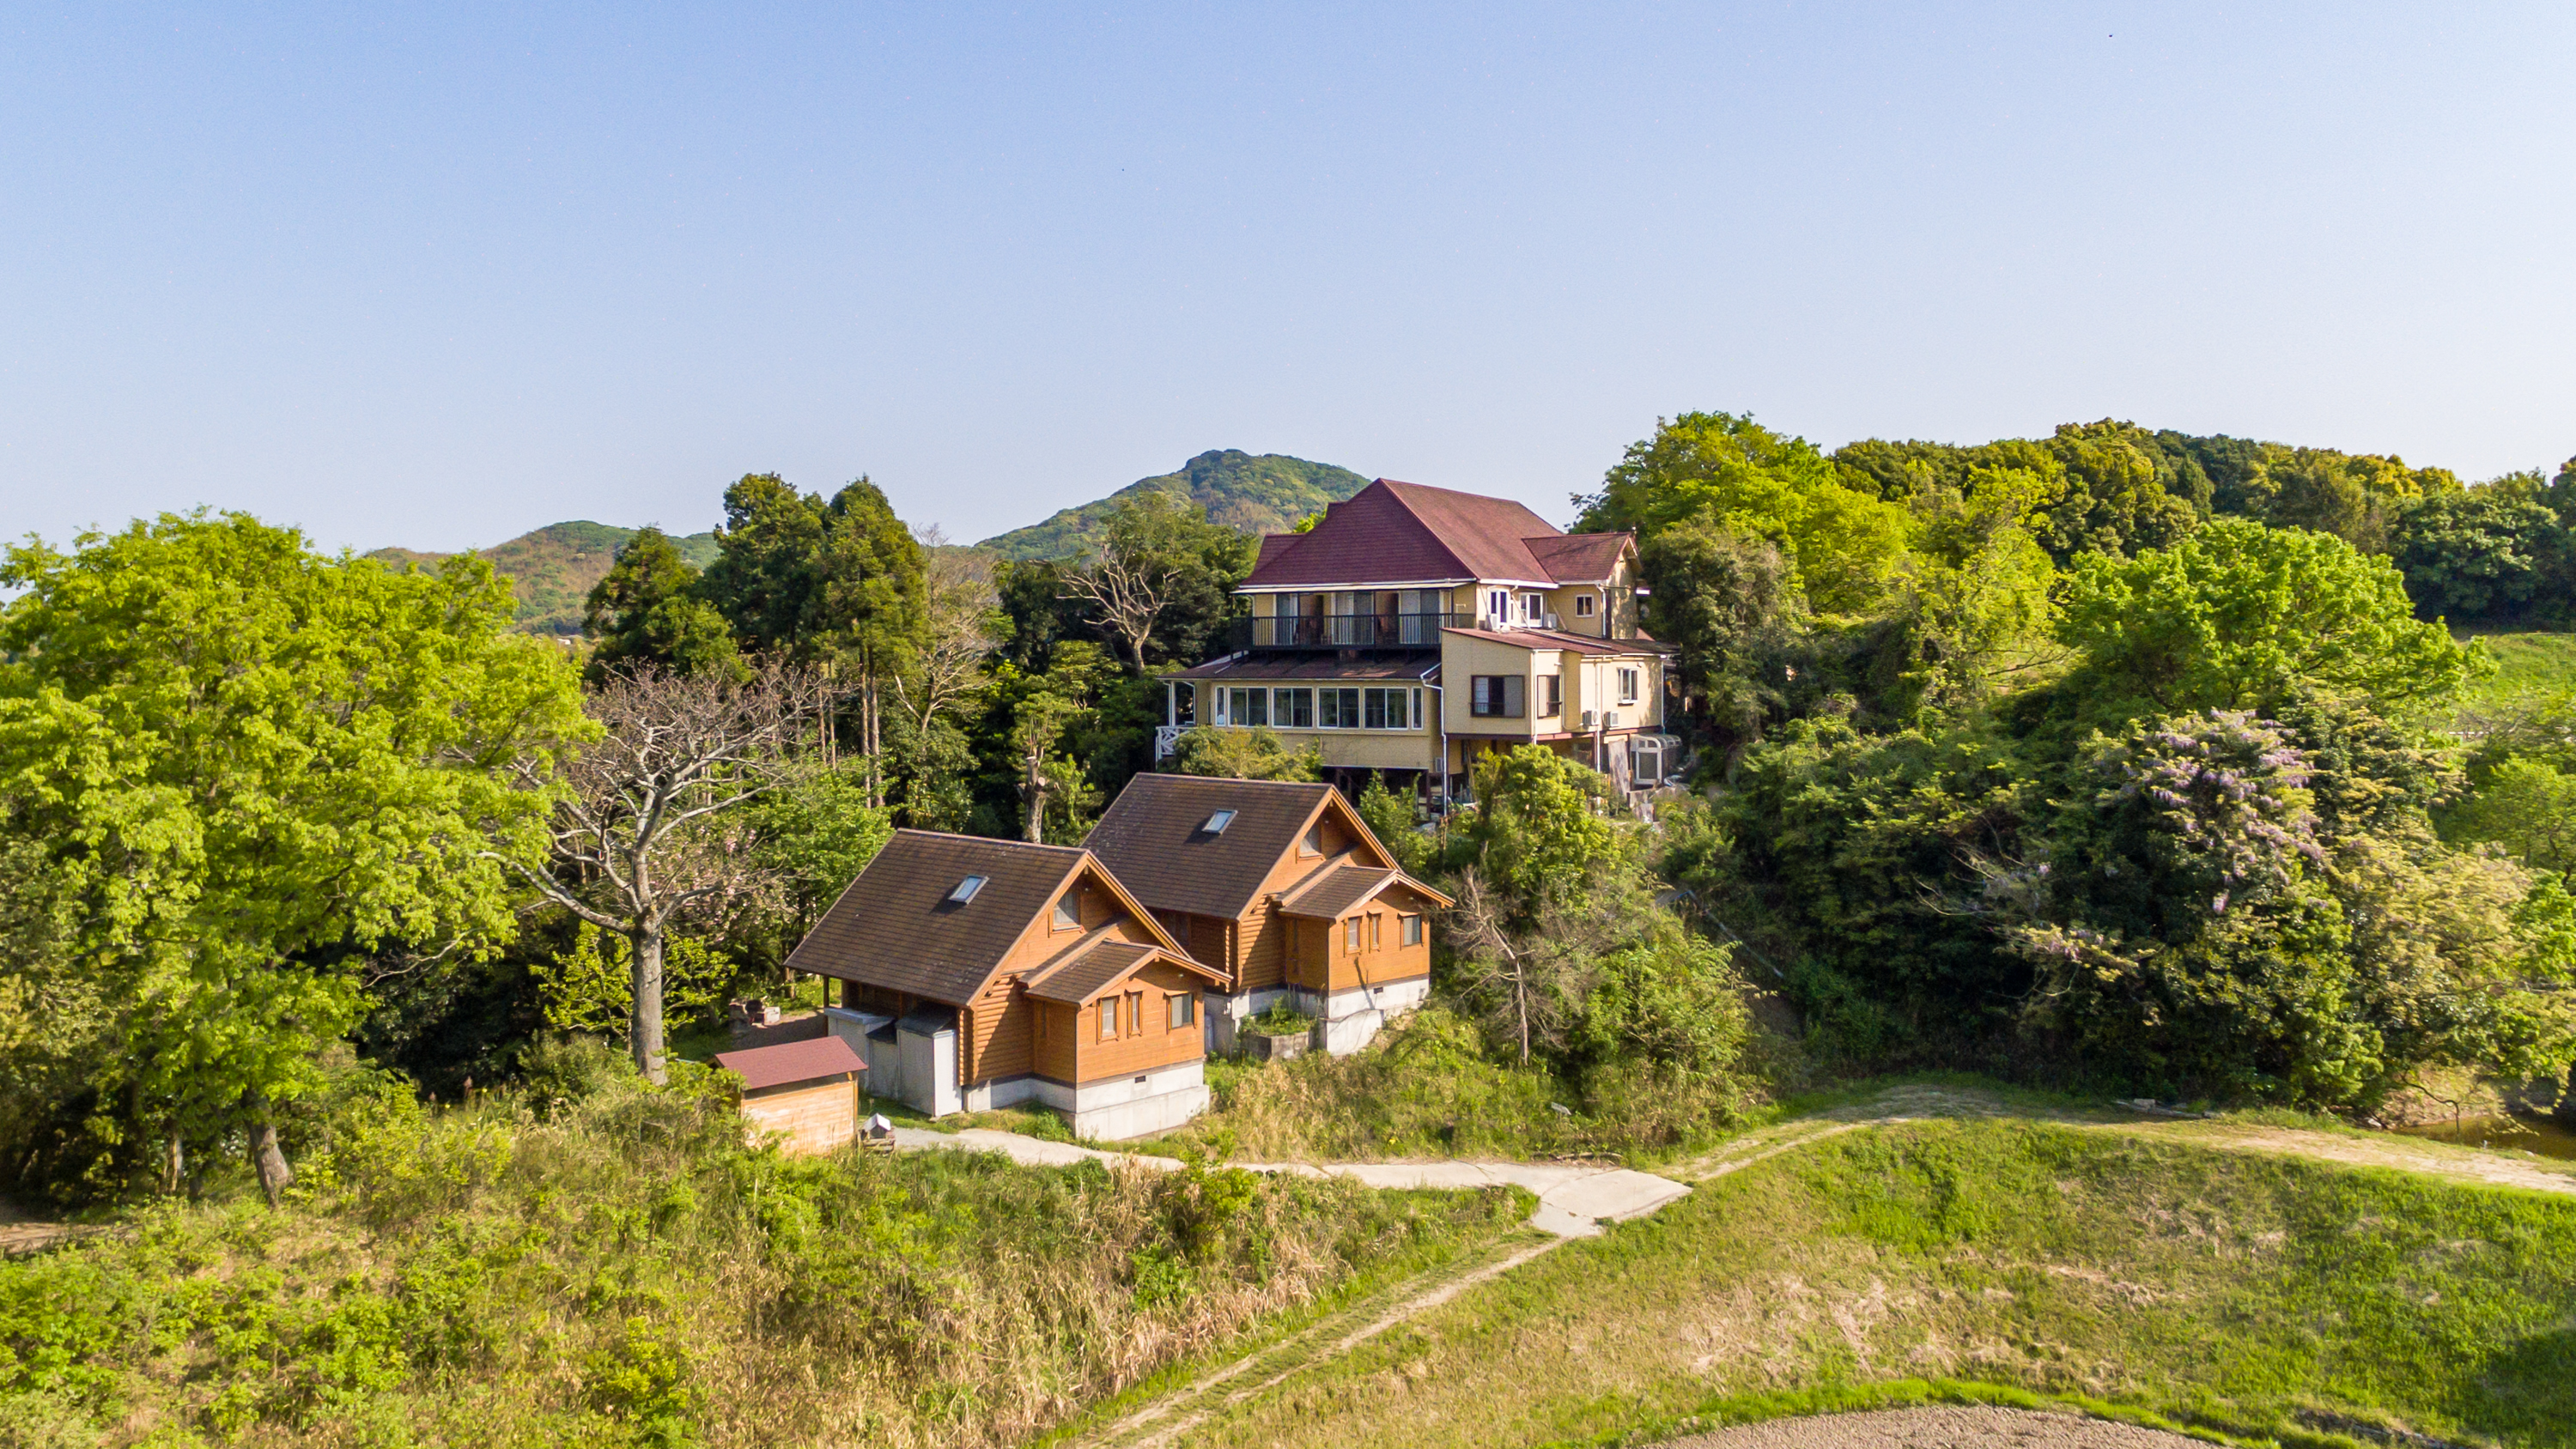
<box><xmin>1424</xmin><ymin>664</ymin><xmax>1448</xmax><ymax>816</ymax></box>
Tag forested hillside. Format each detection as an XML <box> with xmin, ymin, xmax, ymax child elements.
<box><xmin>8</xmin><ymin>417</ymin><xmax>2576</xmax><ymax>1449</ymax></box>
<box><xmin>976</xmin><ymin>448</ymin><xmax>1370</xmax><ymax>560</ymax></box>
<box><xmin>371</xmin><ymin>521</ymin><xmax>720</xmax><ymax>634</ymax></box>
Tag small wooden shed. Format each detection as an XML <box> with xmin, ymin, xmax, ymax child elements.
<box><xmin>714</xmin><ymin>1035</ymin><xmax>866</xmax><ymax>1156</ymax></box>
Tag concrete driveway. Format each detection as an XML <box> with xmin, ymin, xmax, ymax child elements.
<box><xmin>888</xmin><ymin>1127</ymin><xmax>1690</xmax><ymax>1237</ymax></box>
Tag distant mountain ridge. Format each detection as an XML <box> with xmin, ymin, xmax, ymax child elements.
<box><xmin>976</xmin><ymin>449</ymin><xmax>1372</xmax><ymax>561</ymax></box>
<box><xmin>369</xmin><ymin>521</ymin><xmax>717</xmax><ymax>636</ymax></box>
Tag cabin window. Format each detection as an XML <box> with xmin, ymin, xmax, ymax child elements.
<box><xmin>1319</xmin><ymin>687</ymin><xmax>1361</xmax><ymax>728</ymax></box>
<box><xmin>1617</xmin><ymin>668</ymin><xmax>1641</xmax><ymax>705</ymax></box>
<box><xmin>1301</xmin><ymin>822</ymin><xmax>1323</xmax><ymax>857</ymax></box>
<box><xmin>1169</xmin><ymin>992</ymin><xmax>1195</xmax><ymax>1028</ymax></box>
<box><xmin>1273</xmin><ymin>688</ymin><xmax>1313</xmax><ymax>727</ymax></box>
<box><xmin>1368</xmin><ymin>913</ymin><xmax>1382</xmax><ymax>949</ymax></box>
<box><xmin>1574</xmin><ymin>594</ymin><xmax>1595</xmax><ymax>617</ymax></box>
<box><xmin>948</xmin><ymin>875</ymin><xmax>987</xmax><ymax>904</ymax></box>
<box><xmin>1201</xmin><ymin>809</ymin><xmax>1236</xmax><ymax>834</ymax></box>
<box><xmin>1361</xmin><ymin>687</ymin><xmax>1407</xmax><ymax>729</ymax></box>
<box><xmin>1227</xmin><ymin>688</ymin><xmax>1268</xmax><ymax>727</ymax></box>
<box><xmin>1053</xmin><ymin>890</ymin><xmax>1080</xmax><ymax>930</ymax></box>
<box><xmin>1128</xmin><ymin>992</ymin><xmax>1145</xmax><ymax>1036</ymax></box>
<box><xmin>1099</xmin><ymin>997</ymin><xmax>1119</xmax><ymax>1039</ymax></box>
<box><xmin>1536</xmin><ymin>674</ymin><xmax>1561</xmax><ymax>718</ymax></box>
<box><xmin>1470</xmin><ymin>676</ymin><xmax>1525</xmax><ymax>718</ymax></box>
<box><xmin>1345</xmin><ymin>918</ymin><xmax>1362</xmax><ymax>952</ymax></box>
<box><xmin>1522</xmin><ymin>591</ymin><xmax>1545</xmax><ymax>622</ymax></box>
<box><xmin>1401</xmin><ymin>913</ymin><xmax>1424</xmax><ymax>946</ymax></box>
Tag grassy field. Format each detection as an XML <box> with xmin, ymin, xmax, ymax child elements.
<box><xmin>2457</xmin><ymin>628</ymin><xmax>2576</xmax><ymax>711</ymax></box>
<box><xmin>0</xmin><ymin>1069</ymin><xmax>1527</xmax><ymax>1449</ymax></box>
<box><xmin>1165</xmin><ymin>1115</ymin><xmax>2576</xmax><ymax>1449</ymax></box>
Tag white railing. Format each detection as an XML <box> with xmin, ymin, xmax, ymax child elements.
<box><xmin>1154</xmin><ymin>724</ymin><xmax>1184</xmax><ymax>761</ymax></box>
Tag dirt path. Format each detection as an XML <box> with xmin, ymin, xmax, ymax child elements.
<box><xmin>1654</xmin><ymin>1406</ymin><xmax>2203</xmax><ymax>1449</ymax></box>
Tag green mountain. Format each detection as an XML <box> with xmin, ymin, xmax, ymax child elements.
<box><xmin>369</xmin><ymin>521</ymin><xmax>719</xmax><ymax>636</ymax></box>
<box><xmin>976</xmin><ymin>449</ymin><xmax>1372</xmax><ymax>561</ymax></box>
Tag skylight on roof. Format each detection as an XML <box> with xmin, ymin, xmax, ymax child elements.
<box><xmin>948</xmin><ymin>875</ymin><xmax>987</xmax><ymax>904</ymax></box>
<box><xmin>1202</xmin><ymin>809</ymin><xmax>1236</xmax><ymax>834</ymax></box>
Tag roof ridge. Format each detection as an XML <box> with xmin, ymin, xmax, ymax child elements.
<box><xmin>885</xmin><ymin>827</ymin><xmax>1090</xmax><ymax>855</ymax></box>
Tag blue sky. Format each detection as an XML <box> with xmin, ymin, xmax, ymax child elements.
<box><xmin>3</xmin><ymin>3</ymin><xmax>2570</xmax><ymax>553</ymax></box>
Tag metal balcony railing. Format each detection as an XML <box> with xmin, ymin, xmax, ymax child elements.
<box><xmin>1242</xmin><ymin>611</ymin><xmax>1468</xmax><ymax>650</ymax></box>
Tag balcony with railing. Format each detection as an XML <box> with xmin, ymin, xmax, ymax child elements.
<box><xmin>1239</xmin><ymin>610</ymin><xmax>1468</xmax><ymax>651</ymax></box>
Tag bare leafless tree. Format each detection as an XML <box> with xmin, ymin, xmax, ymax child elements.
<box><xmin>892</xmin><ymin>528</ymin><xmax>1002</xmax><ymax>740</ymax></box>
<box><xmin>1446</xmin><ymin>864</ymin><xmax>1649</xmax><ymax>1064</ymax></box>
<box><xmin>507</xmin><ymin>661</ymin><xmax>826</xmax><ymax>1082</ymax></box>
<box><xmin>1060</xmin><ymin>537</ymin><xmax>1165</xmax><ymax>673</ymax></box>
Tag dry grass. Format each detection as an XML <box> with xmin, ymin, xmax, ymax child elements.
<box><xmin>0</xmin><ymin>1068</ymin><xmax>1524</xmax><ymax>1449</ymax></box>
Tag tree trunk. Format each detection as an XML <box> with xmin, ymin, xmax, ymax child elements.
<box><xmin>631</xmin><ymin>925</ymin><xmax>668</xmax><ymax>1085</ymax></box>
<box><xmin>1021</xmin><ymin>742</ymin><xmax>1048</xmax><ymax>844</ymax></box>
<box><xmin>863</xmin><ymin>681</ymin><xmax>884</xmax><ymax>809</ymax></box>
<box><xmin>161</xmin><ymin>1125</ymin><xmax>185</xmax><ymax>1197</ymax></box>
<box><xmin>243</xmin><ymin>1090</ymin><xmax>293</xmax><ymax>1208</ymax></box>
<box><xmin>2558</xmin><ymin>1062</ymin><xmax>2576</xmax><ymax>1125</ymax></box>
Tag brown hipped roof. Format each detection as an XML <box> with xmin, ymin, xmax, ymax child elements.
<box><xmin>1083</xmin><ymin>774</ymin><xmax>1334</xmax><ymax>919</ymax></box>
<box><xmin>1240</xmin><ymin>478</ymin><xmax>1634</xmax><ymax>591</ymax></box>
<box><xmin>714</xmin><ymin>1034</ymin><xmax>864</xmax><ymax>1092</ymax></box>
<box><xmin>786</xmin><ymin>830</ymin><xmax>1089</xmax><ymax>1004</ymax></box>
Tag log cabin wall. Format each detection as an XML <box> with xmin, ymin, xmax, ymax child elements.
<box><xmin>1076</xmin><ymin>958</ymin><xmax>1209</xmax><ymax>1083</ymax></box>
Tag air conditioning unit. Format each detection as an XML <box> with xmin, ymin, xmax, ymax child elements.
<box><xmin>1603</xmin><ymin>711</ymin><xmax>1622</xmax><ymax>730</ymax></box>
<box><xmin>1544</xmin><ymin>612</ymin><xmax>1561</xmax><ymax>630</ymax></box>
<box><xmin>1578</xmin><ymin>710</ymin><xmax>1596</xmax><ymax>730</ymax></box>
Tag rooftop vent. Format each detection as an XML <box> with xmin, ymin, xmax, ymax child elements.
<box><xmin>1201</xmin><ymin>809</ymin><xmax>1237</xmax><ymax>834</ymax></box>
<box><xmin>948</xmin><ymin>875</ymin><xmax>987</xmax><ymax>904</ymax></box>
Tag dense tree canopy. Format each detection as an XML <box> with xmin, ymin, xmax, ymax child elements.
<box><xmin>0</xmin><ymin>514</ymin><xmax>590</xmax><ymax>1198</ymax></box>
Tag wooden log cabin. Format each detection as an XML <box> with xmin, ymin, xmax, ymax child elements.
<box><xmin>784</xmin><ymin>830</ymin><xmax>1227</xmax><ymax>1140</ymax></box>
<box><xmin>1083</xmin><ymin>775</ymin><xmax>1453</xmax><ymax>1055</ymax></box>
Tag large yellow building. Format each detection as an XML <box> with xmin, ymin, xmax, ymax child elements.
<box><xmin>1157</xmin><ymin>478</ymin><xmax>1678</xmax><ymax>804</ymax></box>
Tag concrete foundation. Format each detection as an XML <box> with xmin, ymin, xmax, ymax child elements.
<box><xmin>1211</xmin><ymin>975</ymin><xmax>1431</xmax><ymax>1059</ymax></box>
<box><xmin>1027</xmin><ymin>1060</ymin><xmax>1210</xmax><ymax>1141</ymax></box>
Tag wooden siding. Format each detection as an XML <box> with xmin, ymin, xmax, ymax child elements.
<box><xmin>739</xmin><ymin>1081</ymin><xmax>857</xmax><ymax>1156</ymax></box>
<box><xmin>1074</xmin><ymin>957</ymin><xmax>1206</xmax><ymax>1083</ymax></box>
<box><xmin>1032</xmin><ymin>998</ymin><xmax>1078</xmax><ymax>1083</ymax></box>
<box><xmin>965</xmin><ymin>973</ymin><xmax>1037</xmax><ymax>1084</ymax></box>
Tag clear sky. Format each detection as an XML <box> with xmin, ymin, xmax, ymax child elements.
<box><xmin>3</xmin><ymin>3</ymin><xmax>2570</xmax><ymax>554</ymax></box>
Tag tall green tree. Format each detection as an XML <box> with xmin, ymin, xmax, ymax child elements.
<box><xmin>582</xmin><ymin>526</ymin><xmax>744</xmax><ymax>684</ymax></box>
<box><xmin>0</xmin><ymin>514</ymin><xmax>589</xmax><ymax>1202</ymax></box>
<box><xmin>2391</xmin><ymin>478</ymin><xmax>2562</xmax><ymax>623</ymax></box>
<box><xmin>1582</xmin><ymin>411</ymin><xmax>1911</xmax><ymax>615</ymax></box>
<box><xmin>2059</xmin><ymin>518</ymin><xmax>2475</xmax><ymax>714</ymax></box>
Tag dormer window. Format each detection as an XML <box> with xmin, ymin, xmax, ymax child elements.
<box><xmin>948</xmin><ymin>876</ymin><xmax>987</xmax><ymax>904</ymax></box>
<box><xmin>1053</xmin><ymin>890</ymin><xmax>1081</xmax><ymax>930</ymax></box>
<box><xmin>1301</xmin><ymin>822</ymin><xmax>1323</xmax><ymax>857</ymax></box>
<box><xmin>1202</xmin><ymin>809</ymin><xmax>1236</xmax><ymax>834</ymax></box>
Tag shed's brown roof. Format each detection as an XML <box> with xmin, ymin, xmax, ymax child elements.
<box><xmin>786</xmin><ymin>830</ymin><xmax>1088</xmax><ymax>1004</ymax></box>
<box><xmin>714</xmin><ymin>1034</ymin><xmax>865</xmax><ymax>1091</ymax></box>
<box><xmin>1083</xmin><ymin>774</ymin><xmax>1334</xmax><ymax>920</ymax></box>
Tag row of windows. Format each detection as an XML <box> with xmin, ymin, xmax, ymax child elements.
<box><xmin>1100</xmin><ymin>991</ymin><xmax>1197</xmax><ymax>1040</ymax></box>
<box><xmin>1223</xmin><ymin>686</ymin><xmax>1420</xmax><ymax>731</ymax></box>
<box><xmin>1343</xmin><ymin>912</ymin><xmax>1425</xmax><ymax>951</ymax></box>
<box><xmin>1467</xmin><ymin>669</ymin><xmax>1639</xmax><ymax>719</ymax></box>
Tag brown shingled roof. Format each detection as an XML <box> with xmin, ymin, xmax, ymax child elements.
<box><xmin>714</xmin><ymin>1035</ymin><xmax>864</xmax><ymax>1092</ymax></box>
<box><xmin>1241</xmin><ymin>479</ymin><xmax>1566</xmax><ymax>590</ymax></box>
<box><xmin>1439</xmin><ymin>626</ymin><xmax>1669</xmax><ymax>656</ymax></box>
<box><xmin>1024</xmin><ymin>939</ymin><xmax>1157</xmax><ymax>1003</ymax></box>
<box><xmin>1164</xmin><ymin>652</ymin><xmax>1439</xmax><ymax>682</ymax></box>
<box><xmin>785</xmin><ymin>830</ymin><xmax>1088</xmax><ymax>1004</ymax></box>
<box><xmin>1523</xmin><ymin>532</ymin><xmax>1631</xmax><ymax>584</ymax></box>
<box><xmin>1277</xmin><ymin>864</ymin><xmax>1396</xmax><ymax>919</ymax></box>
<box><xmin>1083</xmin><ymin>774</ymin><xmax>1334</xmax><ymax>919</ymax></box>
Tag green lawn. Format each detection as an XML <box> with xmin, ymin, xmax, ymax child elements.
<box><xmin>1175</xmin><ymin>1117</ymin><xmax>2576</xmax><ymax>1448</ymax></box>
<box><xmin>2458</xmin><ymin>628</ymin><xmax>2576</xmax><ymax>709</ymax></box>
